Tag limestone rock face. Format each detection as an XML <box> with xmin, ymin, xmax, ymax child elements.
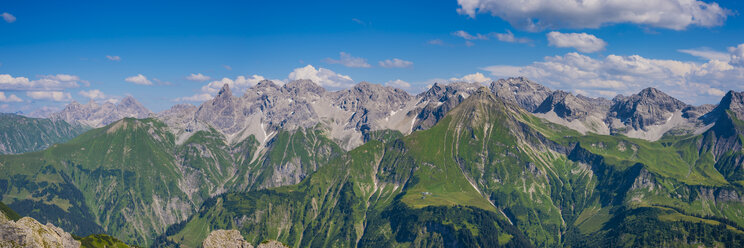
<box><xmin>202</xmin><ymin>229</ymin><xmax>253</xmax><ymax>248</ymax></box>
<box><xmin>202</xmin><ymin>229</ymin><xmax>290</xmax><ymax>248</ymax></box>
<box><xmin>490</xmin><ymin>77</ymin><xmax>553</xmax><ymax>112</ymax></box>
<box><xmin>412</xmin><ymin>82</ymin><xmax>481</xmax><ymax>131</ymax></box>
<box><xmin>256</xmin><ymin>240</ymin><xmax>290</xmax><ymax>248</ymax></box>
<box><xmin>608</xmin><ymin>87</ymin><xmax>688</xmax><ymax>130</ymax></box>
<box><xmin>0</xmin><ymin>212</ymin><xmax>80</xmax><ymax>248</ymax></box>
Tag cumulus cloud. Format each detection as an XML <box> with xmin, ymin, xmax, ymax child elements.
<box><xmin>26</xmin><ymin>91</ymin><xmax>72</xmax><ymax>102</ymax></box>
<box><xmin>125</xmin><ymin>74</ymin><xmax>153</xmax><ymax>85</ymax></box>
<box><xmin>450</xmin><ymin>72</ymin><xmax>492</xmax><ymax>83</ymax></box>
<box><xmin>0</xmin><ymin>92</ymin><xmax>22</xmax><ymax>102</ymax></box>
<box><xmin>106</xmin><ymin>55</ymin><xmax>121</xmax><ymax>61</ymax></box>
<box><xmin>452</xmin><ymin>30</ymin><xmax>489</xmax><ymax>40</ymax></box>
<box><xmin>324</xmin><ymin>52</ymin><xmax>371</xmax><ymax>68</ymax></box>
<box><xmin>457</xmin><ymin>0</ymin><xmax>730</xmax><ymax>31</ymax></box>
<box><xmin>0</xmin><ymin>74</ymin><xmax>81</xmax><ymax>91</ymax></box>
<box><xmin>729</xmin><ymin>44</ymin><xmax>744</xmax><ymax>67</ymax></box>
<box><xmin>2</xmin><ymin>12</ymin><xmax>15</xmax><ymax>23</ymax></box>
<box><xmin>186</xmin><ymin>73</ymin><xmax>211</xmax><ymax>81</ymax></box>
<box><xmin>202</xmin><ymin>75</ymin><xmax>267</xmax><ymax>94</ymax></box>
<box><xmin>482</xmin><ymin>47</ymin><xmax>744</xmax><ymax>103</ymax></box>
<box><xmin>494</xmin><ymin>30</ymin><xmax>530</xmax><ymax>43</ymax></box>
<box><xmin>379</xmin><ymin>58</ymin><xmax>413</xmax><ymax>68</ymax></box>
<box><xmin>547</xmin><ymin>32</ymin><xmax>607</xmax><ymax>53</ymax></box>
<box><xmin>79</xmin><ymin>89</ymin><xmax>106</xmax><ymax>100</ymax></box>
<box><xmin>289</xmin><ymin>65</ymin><xmax>354</xmax><ymax>88</ymax></box>
<box><xmin>679</xmin><ymin>48</ymin><xmax>731</xmax><ymax>61</ymax></box>
<box><xmin>385</xmin><ymin>79</ymin><xmax>411</xmax><ymax>89</ymax></box>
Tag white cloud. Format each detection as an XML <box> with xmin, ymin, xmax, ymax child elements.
<box><xmin>547</xmin><ymin>32</ymin><xmax>607</xmax><ymax>53</ymax></box>
<box><xmin>0</xmin><ymin>92</ymin><xmax>22</xmax><ymax>102</ymax></box>
<box><xmin>124</xmin><ymin>74</ymin><xmax>153</xmax><ymax>85</ymax></box>
<box><xmin>482</xmin><ymin>47</ymin><xmax>744</xmax><ymax>103</ymax></box>
<box><xmin>223</xmin><ymin>65</ymin><xmax>232</xmax><ymax>70</ymax></box>
<box><xmin>106</xmin><ymin>55</ymin><xmax>121</xmax><ymax>61</ymax></box>
<box><xmin>2</xmin><ymin>12</ymin><xmax>15</xmax><ymax>23</ymax></box>
<box><xmin>26</xmin><ymin>91</ymin><xmax>72</xmax><ymax>102</ymax></box>
<box><xmin>43</xmin><ymin>74</ymin><xmax>79</xmax><ymax>82</ymax></box>
<box><xmin>186</xmin><ymin>73</ymin><xmax>211</xmax><ymax>82</ymax></box>
<box><xmin>457</xmin><ymin>0</ymin><xmax>730</xmax><ymax>31</ymax></box>
<box><xmin>452</xmin><ymin>30</ymin><xmax>489</xmax><ymax>40</ymax></box>
<box><xmin>707</xmin><ymin>88</ymin><xmax>726</xmax><ymax>96</ymax></box>
<box><xmin>79</xmin><ymin>89</ymin><xmax>106</xmax><ymax>100</ymax></box>
<box><xmin>202</xmin><ymin>74</ymin><xmax>267</xmax><ymax>94</ymax></box>
<box><xmin>427</xmin><ymin>39</ymin><xmax>445</xmax><ymax>46</ymax></box>
<box><xmin>175</xmin><ymin>93</ymin><xmax>214</xmax><ymax>102</ymax></box>
<box><xmin>450</xmin><ymin>72</ymin><xmax>492</xmax><ymax>83</ymax></box>
<box><xmin>288</xmin><ymin>65</ymin><xmax>354</xmax><ymax>88</ymax></box>
<box><xmin>679</xmin><ymin>48</ymin><xmax>731</xmax><ymax>61</ymax></box>
<box><xmin>385</xmin><ymin>79</ymin><xmax>411</xmax><ymax>89</ymax></box>
<box><xmin>494</xmin><ymin>30</ymin><xmax>530</xmax><ymax>43</ymax></box>
<box><xmin>324</xmin><ymin>52</ymin><xmax>371</xmax><ymax>68</ymax></box>
<box><xmin>0</xmin><ymin>74</ymin><xmax>81</xmax><ymax>91</ymax></box>
<box><xmin>379</xmin><ymin>58</ymin><xmax>413</xmax><ymax>68</ymax></box>
<box><xmin>729</xmin><ymin>44</ymin><xmax>744</xmax><ymax>67</ymax></box>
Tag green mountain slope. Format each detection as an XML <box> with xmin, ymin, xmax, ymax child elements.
<box><xmin>0</xmin><ymin>113</ymin><xmax>88</xmax><ymax>154</ymax></box>
<box><xmin>162</xmin><ymin>88</ymin><xmax>744</xmax><ymax>247</ymax></box>
<box><xmin>0</xmin><ymin>118</ymin><xmax>343</xmax><ymax>246</ymax></box>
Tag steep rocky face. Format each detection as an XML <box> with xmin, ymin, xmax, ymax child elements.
<box><xmin>0</xmin><ymin>211</ymin><xmax>80</xmax><ymax>248</ymax></box>
<box><xmin>703</xmin><ymin>90</ymin><xmax>744</xmax><ymax>123</ymax></box>
<box><xmin>608</xmin><ymin>87</ymin><xmax>688</xmax><ymax>130</ymax></box>
<box><xmin>532</xmin><ymin>90</ymin><xmax>612</xmax><ymax>134</ymax></box>
<box><xmin>330</xmin><ymin>82</ymin><xmax>412</xmax><ymax>130</ymax></box>
<box><xmin>411</xmin><ymin>82</ymin><xmax>480</xmax><ymax>131</ymax></box>
<box><xmin>51</xmin><ymin>96</ymin><xmax>151</xmax><ymax>128</ymax></box>
<box><xmin>490</xmin><ymin>77</ymin><xmax>552</xmax><ymax>112</ymax></box>
<box><xmin>535</xmin><ymin>90</ymin><xmax>595</xmax><ymax>121</ymax></box>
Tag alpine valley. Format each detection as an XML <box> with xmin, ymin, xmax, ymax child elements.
<box><xmin>1</xmin><ymin>78</ymin><xmax>744</xmax><ymax>247</ymax></box>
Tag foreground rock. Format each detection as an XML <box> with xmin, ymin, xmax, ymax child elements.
<box><xmin>0</xmin><ymin>210</ymin><xmax>80</xmax><ymax>248</ymax></box>
<box><xmin>202</xmin><ymin>229</ymin><xmax>289</xmax><ymax>248</ymax></box>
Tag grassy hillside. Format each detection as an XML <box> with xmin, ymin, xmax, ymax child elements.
<box><xmin>0</xmin><ymin>118</ymin><xmax>344</xmax><ymax>246</ymax></box>
<box><xmin>0</xmin><ymin>113</ymin><xmax>88</xmax><ymax>154</ymax></box>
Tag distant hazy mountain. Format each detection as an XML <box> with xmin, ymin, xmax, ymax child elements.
<box><xmin>0</xmin><ymin>113</ymin><xmax>88</xmax><ymax>154</ymax></box>
<box><xmin>51</xmin><ymin>96</ymin><xmax>151</xmax><ymax>128</ymax></box>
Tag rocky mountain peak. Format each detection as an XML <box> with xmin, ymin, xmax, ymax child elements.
<box><xmin>535</xmin><ymin>90</ymin><xmax>585</xmax><ymax>120</ymax></box>
<box><xmin>490</xmin><ymin>77</ymin><xmax>552</xmax><ymax>112</ymax></box>
<box><xmin>703</xmin><ymin>90</ymin><xmax>744</xmax><ymax>123</ymax></box>
<box><xmin>217</xmin><ymin>83</ymin><xmax>233</xmax><ymax>98</ymax></box>
<box><xmin>609</xmin><ymin>87</ymin><xmax>688</xmax><ymax>130</ymax></box>
<box><xmin>283</xmin><ymin>79</ymin><xmax>325</xmax><ymax>96</ymax></box>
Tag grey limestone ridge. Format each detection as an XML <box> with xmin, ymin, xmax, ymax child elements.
<box><xmin>489</xmin><ymin>77</ymin><xmax>553</xmax><ymax>112</ymax></box>
<box><xmin>46</xmin><ymin>76</ymin><xmax>744</xmax><ymax>149</ymax></box>
<box><xmin>202</xmin><ymin>229</ymin><xmax>289</xmax><ymax>248</ymax></box>
<box><xmin>0</xmin><ymin>210</ymin><xmax>80</xmax><ymax>248</ymax></box>
<box><xmin>50</xmin><ymin>95</ymin><xmax>151</xmax><ymax>128</ymax></box>
<box><xmin>608</xmin><ymin>87</ymin><xmax>688</xmax><ymax>130</ymax></box>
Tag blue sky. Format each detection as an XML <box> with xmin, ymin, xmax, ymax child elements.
<box><xmin>1</xmin><ymin>0</ymin><xmax>744</xmax><ymax>113</ymax></box>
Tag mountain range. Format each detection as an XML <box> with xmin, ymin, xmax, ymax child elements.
<box><xmin>1</xmin><ymin>77</ymin><xmax>743</xmax><ymax>247</ymax></box>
